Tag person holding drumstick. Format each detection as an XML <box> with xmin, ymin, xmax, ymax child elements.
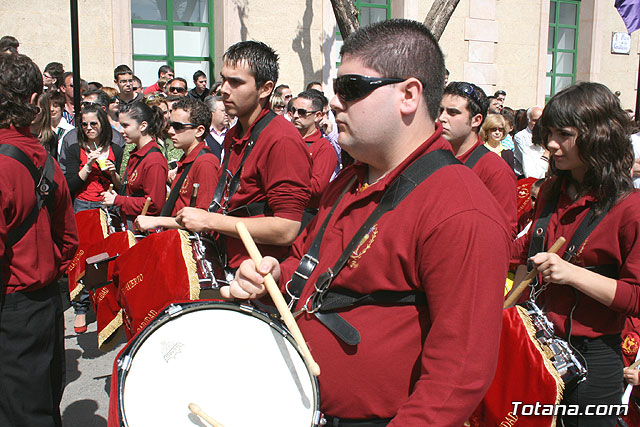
<box><xmin>135</xmin><ymin>97</ymin><xmax>220</xmax><ymax>230</ymax></box>
<box><xmin>513</xmin><ymin>82</ymin><xmax>640</xmax><ymax>427</ymax></box>
<box><xmin>102</xmin><ymin>101</ymin><xmax>168</xmax><ymax>227</ymax></box>
<box><xmin>218</xmin><ymin>20</ymin><xmax>511</xmax><ymax>425</ymax></box>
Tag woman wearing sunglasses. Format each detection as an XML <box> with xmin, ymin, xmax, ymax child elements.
<box><xmin>102</xmin><ymin>101</ymin><xmax>168</xmax><ymax>225</ymax></box>
<box><xmin>480</xmin><ymin>113</ymin><xmax>515</xmax><ymax>170</ymax></box>
<box><xmin>514</xmin><ymin>82</ymin><xmax>640</xmax><ymax>427</ymax></box>
<box><xmin>63</xmin><ymin>104</ymin><xmax>123</xmax><ymax>333</ymax></box>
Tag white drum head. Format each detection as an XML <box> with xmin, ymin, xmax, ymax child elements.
<box><xmin>119</xmin><ymin>303</ymin><xmax>318</xmax><ymax>426</ymax></box>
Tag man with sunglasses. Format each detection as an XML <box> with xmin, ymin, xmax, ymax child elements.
<box><xmin>438</xmin><ymin>81</ymin><xmax>517</xmax><ymax>238</ymax></box>
<box><xmin>165</xmin><ymin>77</ymin><xmax>188</xmax><ymax>98</ymax></box>
<box><xmin>290</xmin><ymin>90</ymin><xmax>337</xmax><ymax>209</ymax></box>
<box><xmin>219</xmin><ymin>20</ymin><xmax>510</xmax><ymax>426</ymax></box>
<box><xmin>114</xmin><ymin>64</ymin><xmax>143</xmax><ymax>107</ymax></box>
<box><xmin>175</xmin><ymin>41</ymin><xmax>311</xmax><ymax>280</ymax></box>
<box><xmin>135</xmin><ymin>98</ymin><xmax>220</xmax><ymax>231</ymax></box>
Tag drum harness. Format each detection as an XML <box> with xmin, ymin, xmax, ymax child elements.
<box><xmin>159</xmin><ymin>145</ymin><xmax>212</xmax><ymax>216</ymax></box>
<box><xmin>285</xmin><ymin>149</ymin><xmax>460</xmax><ymax>346</ymax></box>
<box><xmin>525</xmin><ymin>177</ymin><xmax>617</xmax><ymax>382</ymax></box>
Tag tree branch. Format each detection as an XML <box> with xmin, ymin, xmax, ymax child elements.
<box><xmin>424</xmin><ymin>0</ymin><xmax>461</xmax><ymax>41</ymax></box>
<box><xmin>330</xmin><ymin>0</ymin><xmax>360</xmax><ymax>40</ymax></box>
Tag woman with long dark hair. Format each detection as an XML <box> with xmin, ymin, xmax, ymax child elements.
<box><xmin>515</xmin><ymin>82</ymin><xmax>640</xmax><ymax>426</ymax></box>
<box><xmin>102</xmin><ymin>101</ymin><xmax>167</xmax><ymax>225</ymax></box>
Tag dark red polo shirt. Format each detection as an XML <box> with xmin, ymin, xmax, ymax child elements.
<box><xmin>304</xmin><ymin>129</ymin><xmax>338</xmax><ymax>209</ymax></box>
<box><xmin>0</xmin><ymin>126</ymin><xmax>79</xmax><ymax>293</ymax></box>
<box><xmin>278</xmin><ymin>123</ymin><xmax>510</xmax><ymax>424</ymax></box>
<box><xmin>515</xmin><ymin>178</ymin><xmax>640</xmax><ymax>338</ymax></box>
<box><xmin>457</xmin><ymin>137</ymin><xmax>517</xmax><ymax>238</ymax></box>
<box><xmin>222</xmin><ymin>107</ymin><xmax>311</xmax><ymax>267</ymax></box>
<box><xmin>170</xmin><ymin>141</ymin><xmax>220</xmax><ymax>215</ymax></box>
<box><xmin>114</xmin><ymin>140</ymin><xmax>168</xmax><ymax>218</ymax></box>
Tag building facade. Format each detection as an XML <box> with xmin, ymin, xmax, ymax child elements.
<box><xmin>2</xmin><ymin>0</ymin><xmax>638</xmax><ymax>110</ymax></box>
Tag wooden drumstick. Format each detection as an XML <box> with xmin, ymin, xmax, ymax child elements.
<box><xmin>189</xmin><ymin>183</ymin><xmax>200</xmax><ymax>208</ymax></box>
<box><xmin>188</xmin><ymin>403</ymin><xmax>224</xmax><ymax>427</ymax></box>
<box><xmin>504</xmin><ymin>236</ymin><xmax>566</xmax><ymax>309</ymax></box>
<box><xmin>236</xmin><ymin>222</ymin><xmax>321</xmax><ymax>376</ymax></box>
<box><xmin>140</xmin><ymin>197</ymin><xmax>152</xmax><ymax>216</ymax></box>
<box><xmin>108</xmin><ymin>183</ymin><xmax>114</xmax><ymax>193</ymax></box>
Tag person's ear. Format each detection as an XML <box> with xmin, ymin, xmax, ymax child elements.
<box><xmin>258</xmin><ymin>80</ymin><xmax>275</xmax><ymax>102</ymax></box>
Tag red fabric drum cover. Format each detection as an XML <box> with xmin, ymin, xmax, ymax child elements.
<box><xmin>68</xmin><ymin>209</ymin><xmax>109</xmax><ymax>300</ymax></box>
<box><xmin>467</xmin><ymin>306</ymin><xmax>563</xmax><ymax>427</ymax></box>
<box><xmin>517</xmin><ymin>177</ymin><xmax>538</xmax><ymax>219</ymax></box>
<box><xmin>113</xmin><ymin>229</ymin><xmax>200</xmax><ymax>339</ymax></box>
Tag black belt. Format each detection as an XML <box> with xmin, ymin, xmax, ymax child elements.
<box><xmin>324</xmin><ymin>416</ymin><xmax>392</xmax><ymax>427</ymax></box>
<box><xmin>570</xmin><ymin>333</ymin><xmax>622</xmax><ymax>352</ymax></box>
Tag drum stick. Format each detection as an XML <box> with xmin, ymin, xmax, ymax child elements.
<box><xmin>188</xmin><ymin>403</ymin><xmax>224</xmax><ymax>427</ymax></box>
<box><xmin>108</xmin><ymin>184</ymin><xmax>114</xmax><ymax>193</ymax></box>
<box><xmin>189</xmin><ymin>183</ymin><xmax>200</xmax><ymax>208</ymax></box>
<box><xmin>504</xmin><ymin>236</ymin><xmax>566</xmax><ymax>309</ymax></box>
<box><xmin>140</xmin><ymin>197</ymin><xmax>152</xmax><ymax>216</ymax></box>
<box><xmin>235</xmin><ymin>222</ymin><xmax>321</xmax><ymax>376</ymax></box>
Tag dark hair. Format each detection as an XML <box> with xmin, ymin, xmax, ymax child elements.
<box><xmin>87</xmin><ymin>81</ymin><xmax>103</xmax><ymax>91</ymax></box>
<box><xmin>210</xmin><ymin>81</ymin><xmax>222</xmax><ymax>96</ymax></box>
<box><xmin>158</xmin><ymin>65</ymin><xmax>173</xmax><ymax>78</ymax></box>
<box><xmin>494</xmin><ymin>90</ymin><xmax>506</xmax><ymax>97</ymax></box>
<box><xmin>305</xmin><ymin>81</ymin><xmax>322</xmax><ymax>91</ymax></box>
<box><xmin>44</xmin><ymin>62</ymin><xmax>64</xmax><ymax>89</ymax></box>
<box><xmin>501</xmin><ymin>107</ymin><xmax>515</xmax><ymax>130</ymax></box>
<box><xmin>119</xmin><ymin>101</ymin><xmax>164</xmax><ymax>140</ymax></box>
<box><xmin>193</xmin><ymin>70</ymin><xmax>206</xmax><ymax>83</ymax></box>
<box><xmin>540</xmin><ymin>82</ymin><xmax>634</xmax><ymax>214</ymax></box>
<box><xmin>171</xmin><ymin>97</ymin><xmax>211</xmax><ymax>139</ymax></box>
<box><xmin>296</xmin><ymin>90</ymin><xmax>325</xmax><ymax>112</ymax></box>
<box><xmin>83</xmin><ymin>89</ymin><xmax>110</xmax><ymax>108</ymax></box>
<box><xmin>487</xmin><ymin>95</ymin><xmax>497</xmax><ymax>102</ymax></box>
<box><xmin>444</xmin><ymin>81</ymin><xmax>488</xmax><ymax>131</ymax></box>
<box><xmin>32</xmin><ymin>92</ymin><xmax>56</xmax><ymax>151</ymax></box>
<box><xmin>340</xmin><ymin>19</ymin><xmax>445</xmax><ymax>121</ymax></box>
<box><xmin>114</xmin><ymin>64</ymin><xmax>133</xmax><ymax>80</ymax></box>
<box><xmin>0</xmin><ymin>53</ymin><xmax>43</xmax><ymax>128</ymax></box>
<box><xmin>49</xmin><ymin>90</ymin><xmax>66</xmax><ymax>109</ymax></box>
<box><xmin>77</xmin><ymin>104</ymin><xmax>112</xmax><ymax>149</ymax></box>
<box><xmin>274</xmin><ymin>84</ymin><xmax>289</xmax><ymax>97</ymax></box>
<box><xmin>223</xmin><ymin>40</ymin><xmax>279</xmax><ymax>89</ymax></box>
<box><xmin>513</xmin><ymin>108</ymin><xmax>528</xmax><ymax>135</ymax></box>
<box><xmin>167</xmin><ymin>77</ymin><xmax>188</xmax><ymax>88</ymax></box>
<box><xmin>0</xmin><ymin>35</ymin><xmax>19</xmax><ymax>52</ymax></box>
<box><xmin>61</xmin><ymin>71</ymin><xmax>74</xmax><ymax>87</ymax></box>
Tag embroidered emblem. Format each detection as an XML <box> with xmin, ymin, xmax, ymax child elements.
<box><xmin>129</xmin><ymin>170</ymin><xmax>139</xmax><ymax>184</ymax></box>
<box><xmin>161</xmin><ymin>341</ymin><xmax>184</xmax><ymax>363</ymax></box>
<box><xmin>180</xmin><ymin>176</ymin><xmax>191</xmax><ymax>195</ymax></box>
<box><xmin>622</xmin><ymin>333</ymin><xmax>639</xmax><ymax>356</ymax></box>
<box><xmin>348</xmin><ymin>224</ymin><xmax>378</xmax><ymax>269</ymax></box>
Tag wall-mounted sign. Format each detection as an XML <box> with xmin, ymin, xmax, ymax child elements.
<box><xmin>612</xmin><ymin>32</ymin><xmax>631</xmax><ymax>54</ymax></box>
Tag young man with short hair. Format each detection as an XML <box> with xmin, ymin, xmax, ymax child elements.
<box><xmin>144</xmin><ymin>65</ymin><xmax>174</xmax><ymax>95</ymax></box>
<box><xmin>59</xmin><ymin>71</ymin><xmax>75</xmax><ymax>124</ymax></box>
<box><xmin>0</xmin><ymin>52</ymin><xmax>79</xmax><ymax>427</ymax></box>
<box><xmin>136</xmin><ymin>97</ymin><xmax>220</xmax><ymax>231</ymax></box>
<box><xmin>165</xmin><ymin>77</ymin><xmax>188</xmax><ymax>97</ymax></box>
<box><xmin>114</xmin><ymin>64</ymin><xmax>143</xmax><ymax>106</ymax></box>
<box><xmin>188</xmin><ymin>70</ymin><xmax>208</xmax><ymax>102</ymax></box>
<box><xmin>175</xmin><ymin>40</ymin><xmax>311</xmax><ymax>271</ymax></box>
<box><xmin>290</xmin><ymin>90</ymin><xmax>337</xmax><ymax>208</ymax></box>
<box><xmin>220</xmin><ymin>20</ymin><xmax>510</xmax><ymax>425</ymax></box>
<box><xmin>438</xmin><ymin>81</ymin><xmax>517</xmax><ymax>237</ymax></box>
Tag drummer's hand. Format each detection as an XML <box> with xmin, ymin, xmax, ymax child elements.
<box><xmin>220</xmin><ymin>257</ymin><xmax>280</xmax><ymax>300</ymax></box>
<box><xmin>101</xmin><ymin>189</ymin><xmax>117</xmax><ymax>206</ymax></box>
<box><xmin>625</xmin><ymin>366</ymin><xmax>640</xmax><ymax>386</ymax></box>
<box><xmin>167</xmin><ymin>168</ymin><xmax>178</xmax><ymax>184</ymax></box>
<box><xmin>134</xmin><ymin>215</ymin><xmax>157</xmax><ymax>232</ymax></box>
<box><xmin>530</xmin><ymin>252</ymin><xmax>577</xmax><ymax>286</ymax></box>
<box><xmin>175</xmin><ymin>207</ymin><xmax>211</xmax><ymax>232</ymax></box>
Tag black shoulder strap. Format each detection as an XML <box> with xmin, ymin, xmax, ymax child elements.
<box><xmin>160</xmin><ymin>147</ymin><xmax>211</xmax><ymax>216</ymax></box>
<box><xmin>0</xmin><ymin>144</ymin><xmax>57</xmax><ymax>248</ymax></box>
<box><xmin>209</xmin><ymin>111</ymin><xmax>276</xmax><ymax>213</ymax></box>
<box><xmin>464</xmin><ymin>144</ymin><xmax>490</xmax><ymax>169</ymax></box>
<box><xmin>120</xmin><ymin>145</ymin><xmax>162</xmax><ymax>196</ymax></box>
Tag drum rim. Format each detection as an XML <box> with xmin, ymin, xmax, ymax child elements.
<box><xmin>115</xmin><ymin>300</ymin><xmax>321</xmax><ymax>427</ymax></box>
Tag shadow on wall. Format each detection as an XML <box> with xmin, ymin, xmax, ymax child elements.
<box><xmin>234</xmin><ymin>0</ymin><xmax>249</xmax><ymax>42</ymax></box>
<box><xmin>292</xmin><ymin>0</ymin><xmax>322</xmax><ymax>87</ymax></box>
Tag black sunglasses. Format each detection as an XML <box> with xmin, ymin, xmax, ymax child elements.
<box><xmin>289</xmin><ymin>107</ymin><xmax>320</xmax><ymax>117</ymax></box>
<box><xmin>333</xmin><ymin>74</ymin><xmax>406</xmax><ymax>102</ymax></box>
<box><xmin>81</xmin><ymin>121</ymin><xmax>99</xmax><ymax>129</ymax></box>
<box><xmin>168</xmin><ymin>121</ymin><xmax>197</xmax><ymax>131</ymax></box>
<box><xmin>458</xmin><ymin>82</ymin><xmax>482</xmax><ymax>109</ymax></box>
<box><xmin>168</xmin><ymin>86</ymin><xmax>186</xmax><ymax>93</ymax></box>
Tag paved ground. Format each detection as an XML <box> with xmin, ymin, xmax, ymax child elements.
<box><xmin>60</xmin><ymin>284</ymin><xmax>125</xmax><ymax>427</ymax></box>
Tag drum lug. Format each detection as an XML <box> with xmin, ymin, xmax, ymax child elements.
<box><xmin>167</xmin><ymin>304</ymin><xmax>184</xmax><ymax>318</ymax></box>
<box><xmin>118</xmin><ymin>354</ymin><xmax>132</xmax><ymax>372</ymax></box>
<box><xmin>315</xmin><ymin>411</ymin><xmax>326</xmax><ymax>426</ymax></box>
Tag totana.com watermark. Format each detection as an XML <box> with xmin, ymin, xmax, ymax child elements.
<box><xmin>511</xmin><ymin>401</ymin><xmax>628</xmax><ymax>417</ymax></box>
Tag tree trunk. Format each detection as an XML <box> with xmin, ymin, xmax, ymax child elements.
<box><xmin>330</xmin><ymin>0</ymin><xmax>360</xmax><ymax>40</ymax></box>
<box><xmin>424</xmin><ymin>0</ymin><xmax>461</xmax><ymax>41</ymax></box>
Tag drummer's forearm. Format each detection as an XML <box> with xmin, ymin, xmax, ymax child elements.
<box><xmin>208</xmin><ymin>214</ymin><xmax>300</xmax><ymax>246</ymax></box>
<box><xmin>566</xmin><ymin>266</ymin><xmax>617</xmax><ymax>306</ymax></box>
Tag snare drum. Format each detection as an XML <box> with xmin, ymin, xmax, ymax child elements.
<box><xmin>112</xmin><ymin>301</ymin><xmax>321</xmax><ymax>427</ymax></box>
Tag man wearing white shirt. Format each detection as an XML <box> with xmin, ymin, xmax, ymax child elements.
<box><xmin>513</xmin><ymin>106</ymin><xmax>547</xmax><ymax>178</ymax></box>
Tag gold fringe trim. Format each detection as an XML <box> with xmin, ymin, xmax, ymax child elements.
<box><xmin>516</xmin><ymin>305</ymin><xmax>564</xmax><ymax>424</ymax></box>
<box><xmin>98</xmin><ymin>209</ymin><xmax>109</xmax><ymax>239</ymax></box>
<box><xmin>126</xmin><ymin>230</ymin><xmax>137</xmax><ymax>247</ymax></box>
<box><xmin>69</xmin><ymin>282</ymin><xmax>85</xmax><ymax>302</ymax></box>
<box><xmin>98</xmin><ymin>310</ymin><xmax>124</xmax><ymax>352</ymax></box>
<box><xmin>178</xmin><ymin>230</ymin><xmax>200</xmax><ymax>300</ymax></box>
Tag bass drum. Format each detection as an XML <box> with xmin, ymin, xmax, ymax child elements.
<box><xmin>116</xmin><ymin>301</ymin><xmax>321</xmax><ymax>427</ymax></box>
